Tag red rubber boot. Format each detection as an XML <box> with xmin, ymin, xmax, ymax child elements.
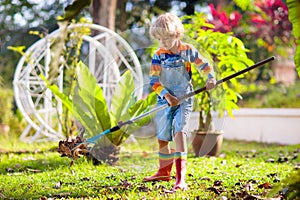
<box><xmin>143</xmin><ymin>152</ymin><xmax>174</xmax><ymax>182</ymax></box>
<box><xmin>173</xmin><ymin>152</ymin><xmax>188</xmax><ymax>191</ymax></box>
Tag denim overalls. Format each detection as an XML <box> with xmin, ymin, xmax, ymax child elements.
<box><xmin>156</xmin><ymin>53</ymin><xmax>194</xmax><ymax>141</ymax></box>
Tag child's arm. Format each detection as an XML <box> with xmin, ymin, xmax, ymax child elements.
<box><xmin>149</xmin><ymin>53</ymin><xmax>168</xmax><ymax>98</ymax></box>
<box><xmin>149</xmin><ymin>53</ymin><xmax>179</xmax><ymax>106</ymax></box>
<box><xmin>188</xmin><ymin>45</ymin><xmax>216</xmax><ymax>90</ymax></box>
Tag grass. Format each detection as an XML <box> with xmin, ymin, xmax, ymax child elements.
<box><xmin>0</xmin><ymin>135</ymin><xmax>299</xmax><ymax>199</ymax></box>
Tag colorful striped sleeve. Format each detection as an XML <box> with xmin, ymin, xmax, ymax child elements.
<box><xmin>149</xmin><ymin>52</ymin><xmax>168</xmax><ymax>98</ymax></box>
<box><xmin>188</xmin><ymin>45</ymin><xmax>215</xmax><ymax>79</ymax></box>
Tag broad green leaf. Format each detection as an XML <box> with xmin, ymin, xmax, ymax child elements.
<box><xmin>110</xmin><ymin>70</ymin><xmax>135</xmax><ymax>122</ymax></box>
<box><xmin>40</xmin><ymin>74</ymin><xmax>96</xmax><ymax>135</ymax></box>
<box><xmin>108</xmin><ymin>70</ymin><xmax>135</xmax><ymax>145</ymax></box>
<box><xmin>128</xmin><ymin>92</ymin><xmax>157</xmax><ymax>123</ymax></box>
<box><xmin>74</xmin><ymin>62</ymin><xmax>111</xmax><ymax>135</ymax></box>
<box><xmin>110</xmin><ymin>92</ymin><xmax>157</xmax><ymax>145</ymax></box>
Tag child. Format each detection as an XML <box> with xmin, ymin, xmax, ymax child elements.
<box><xmin>143</xmin><ymin>13</ymin><xmax>216</xmax><ymax>191</ymax></box>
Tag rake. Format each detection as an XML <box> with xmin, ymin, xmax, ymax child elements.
<box><xmin>84</xmin><ymin>56</ymin><xmax>276</xmax><ymax>145</ymax></box>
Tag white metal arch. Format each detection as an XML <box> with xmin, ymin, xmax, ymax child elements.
<box><xmin>13</xmin><ymin>23</ymin><xmax>143</xmax><ymax>142</ymax></box>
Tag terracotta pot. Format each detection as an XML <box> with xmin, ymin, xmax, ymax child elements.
<box><xmin>191</xmin><ymin>131</ymin><xmax>223</xmax><ymax>157</ymax></box>
<box><xmin>0</xmin><ymin>123</ymin><xmax>10</xmax><ymax>138</ymax></box>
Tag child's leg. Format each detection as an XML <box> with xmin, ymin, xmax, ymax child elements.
<box><xmin>174</xmin><ymin>132</ymin><xmax>187</xmax><ymax>152</ymax></box>
<box><xmin>144</xmin><ymin>100</ymin><xmax>174</xmax><ymax>182</ymax></box>
<box><xmin>173</xmin><ymin>132</ymin><xmax>188</xmax><ymax>191</ymax></box>
<box><xmin>158</xmin><ymin>139</ymin><xmax>171</xmax><ymax>154</ymax></box>
<box><xmin>143</xmin><ymin>139</ymin><xmax>175</xmax><ymax>182</ymax></box>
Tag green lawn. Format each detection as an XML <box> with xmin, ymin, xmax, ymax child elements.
<box><xmin>0</xmin><ymin>136</ymin><xmax>299</xmax><ymax>199</ymax></box>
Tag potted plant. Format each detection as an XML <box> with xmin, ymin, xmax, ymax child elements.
<box><xmin>0</xmin><ymin>76</ymin><xmax>14</xmax><ymax>138</ymax></box>
<box><xmin>183</xmin><ymin>12</ymin><xmax>254</xmax><ymax>156</ymax></box>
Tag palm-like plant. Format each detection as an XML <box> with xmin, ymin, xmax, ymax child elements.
<box><xmin>42</xmin><ymin>62</ymin><xmax>156</xmax><ymax>163</ymax></box>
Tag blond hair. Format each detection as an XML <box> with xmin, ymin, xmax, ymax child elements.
<box><xmin>150</xmin><ymin>13</ymin><xmax>184</xmax><ymax>39</ymax></box>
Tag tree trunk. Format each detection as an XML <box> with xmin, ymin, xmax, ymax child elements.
<box><xmin>116</xmin><ymin>0</ymin><xmax>127</xmax><ymax>32</ymax></box>
<box><xmin>90</xmin><ymin>0</ymin><xmax>117</xmax><ymax>30</ymax></box>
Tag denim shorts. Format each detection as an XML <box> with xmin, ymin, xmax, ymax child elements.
<box><xmin>155</xmin><ymin>96</ymin><xmax>193</xmax><ymax>141</ymax></box>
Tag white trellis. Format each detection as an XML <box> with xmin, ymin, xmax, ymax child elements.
<box><xmin>13</xmin><ymin>23</ymin><xmax>143</xmax><ymax>143</ymax></box>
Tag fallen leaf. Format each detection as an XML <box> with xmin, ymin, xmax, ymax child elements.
<box><xmin>23</xmin><ymin>156</ymin><xmax>37</xmax><ymax>161</ymax></box>
<box><xmin>138</xmin><ymin>185</ymin><xmax>149</xmax><ymax>192</ymax></box>
<box><xmin>250</xmin><ymin>179</ymin><xmax>259</xmax><ymax>184</ymax></box>
<box><xmin>81</xmin><ymin>177</ymin><xmax>90</xmax><ymax>181</ymax></box>
<box><xmin>6</xmin><ymin>168</ymin><xmax>14</xmax><ymax>173</ymax></box>
<box><xmin>119</xmin><ymin>179</ymin><xmax>131</xmax><ymax>189</ymax></box>
<box><xmin>27</xmin><ymin>168</ymin><xmax>42</xmax><ymax>173</ymax></box>
<box><xmin>53</xmin><ymin>192</ymin><xmax>72</xmax><ymax>198</ymax></box>
<box><xmin>142</xmin><ymin>151</ymin><xmax>149</xmax><ymax>157</ymax></box>
<box><xmin>54</xmin><ymin>181</ymin><xmax>62</xmax><ymax>189</ymax></box>
<box><xmin>200</xmin><ymin>177</ymin><xmax>211</xmax><ymax>181</ymax></box>
<box><xmin>235</xmin><ymin>181</ymin><xmax>243</xmax><ymax>187</ymax></box>
<box><xmin>244</xmin><ymin>182</ymin><xmax>254</xmax><ymax>191</ymax></box>
<box><xmin>243</xmin><ymin>194</ymin><xmax>264</xmax><ymax>200</ymax></box>
<box><xmin>14</xmin><ymin>164</ymin><xmax>21</xmax><ymax>168</ymax></box>
<box><xmin>265</xmin><ymin>158</ymin><xmax>275</xmax><ymax>163</ymax></box>
<box><xmin>214</xmin><ymin>180</ymin><xmax>223</xmax><ymax>186</ymax></box>
<box><xmin>207</xmin><ymin>186</ymin><xmax>222</xmax><ymax>195</ymax></box>
<box><xmin>235</xmin><ymin>163</ymin><xmax>242</xmax><ymax>168</ymax></box>
<box><xmin>292</xmin><ymin>153</ymin><xmax>298</xmax><ymax>160</ymax></box>
<box><xmin>258</xmin><ymin>182</ymin><xmax>272</xmax><ymax>189</ymax></box>
<box><xmin>221</xmin><ymin>160</ymin><xmax>227</xmax><ymax>165</ymax></box>
<box><xmin>267</xmin><ymin>173</ymin><xmax>277</xmax><ymax>177</ymax></box>
<box><xmin>277</xmin><ymin>157</ymin><xmax>288</xmax><ymax>163</ymax></box>
<box><xmin>273</xmin><ymin>177</ymin><xmax>280</xmax><ymax>183</ymax></box>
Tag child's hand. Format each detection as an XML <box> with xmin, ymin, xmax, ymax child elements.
<box><xmin>164</xmin><ymin>93</ymin><xmax>179</xmax><ymax>106</ymax></box>
<box><xmin>206</xmin><ymin>78</ymin><xmax>216</xmax><ymax>90</ymax></box>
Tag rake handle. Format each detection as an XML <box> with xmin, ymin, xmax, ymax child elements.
<box><xmin>87</xmin><ymin>56</ymin><xmax>275</xmax><ymax>144</ymax></box>
<box><xmin>179</xmin><ymin>56</ymin><xmax>276</xmax><ymax>101</ymax></box>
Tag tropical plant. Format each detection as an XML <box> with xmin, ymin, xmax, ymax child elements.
<box><xmin>183</xmin><ymin>12</ymin><xmax>254</xmax><ymax>132</ymax></box>
<box><xmin>42</xmin><ymin>62</ymin><xmax>156</xmax><ymax>146</ymax></box>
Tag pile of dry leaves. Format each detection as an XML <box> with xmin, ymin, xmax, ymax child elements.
<box><xmin>57</xmin><ymin>134</ymin><xmax>90</xmax><ymax>165</ymax></box>
<box><xmin>56</xmin><ymin>134</ymin><xmax>120</xmax><ymax>166</ymax></box>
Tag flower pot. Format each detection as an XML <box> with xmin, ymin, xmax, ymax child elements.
<box><xmin>191</xmin><ymin>131</ymin><xmax>223</xmax><ymax>157</ymax></box>
<box><xmin>0</xmin><ymin>123</ymin><xmax>10</xmax><ymax>139</ymax></box>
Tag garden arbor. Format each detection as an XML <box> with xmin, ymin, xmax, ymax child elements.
<box><xmin>13</xmin><ymin>24</ymin><xmax>143</xmax><ymax>142</ymax></box>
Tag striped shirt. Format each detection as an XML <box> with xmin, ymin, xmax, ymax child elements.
<box><xmin>149</xmin><ymin>41</ymin><xmax>214</xmax><ymax>97</ymax></box>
